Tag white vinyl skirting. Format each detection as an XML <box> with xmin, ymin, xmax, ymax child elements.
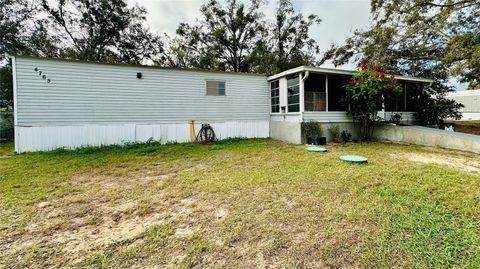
<box><xmin>15</xmin><ymin>120</ymin><xmax>269</xmax><ymax>153</ymax></box>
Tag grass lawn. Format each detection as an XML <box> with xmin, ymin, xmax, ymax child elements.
<box><xmin>1</xmin><ymin>139</ymin><xmax>480</xmax><ymax>268</ymax></box>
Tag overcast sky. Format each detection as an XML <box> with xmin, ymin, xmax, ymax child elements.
<box><xmin>126</xmin><ymin>0</ymin><xmax>372</xmax><ymax>69</ymax></box>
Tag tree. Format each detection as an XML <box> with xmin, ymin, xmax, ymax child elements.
<box><xmin>0</xmin><ymin>0</ymin><xmax>164</xmax><ymax>102</ymax></box>
<box><xmin>415</xmin><ymin>80</ymin><xmax>464</xmax><ymax>126</ymax></box>
<box><xmin>169</xmin><ymin>0</ymin><xmax>266</xmax><ymax>72</ymax></box>
<box><xmin>163</xmin><ymin>24</ymin><xmax>219</xmax><ymax>69</ymax></box>
<box><xmin>344</xmin><ymin>64</ymin><xmax>402</xmax><ymax>141</ymax></box>
<box><xmin>321</xmin><ymin>0</ymin><xmax>471</xmax><ymax>126</ymax></box>
<box><xmin>40</xmin><ymin>0</ymin><xmax>163</xmax><ymax>64</ymax></box>
<box><xmin>0</xmin><ymin>0</ymin><xmax>59</xmax><ymax>61</ymax></box>
<box><xmin>248</xmin><ymin>0</ymin><xmax>322</xmax><ymax>74</ymax></box>
<box><xmin>321</xmin><ymin>0</ymin><xmax>479</xmax><ymax>87</ymax></box>
<box><xmin>167</xmin><ymin>0</ymin><xmax>322</xmax><ymax>74</ymax></box>
<box><xmin>270</xmin><ymin>0</ymin><xmax>321</xmax><ymax>72</ymax></box>
<box><xmin>0</xmin><ymin>64</ymin><xmax>13</xmax><ymax>102</ymax></box>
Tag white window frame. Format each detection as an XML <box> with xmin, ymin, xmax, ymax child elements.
<box><xmin>205</xmin><ymin>80</ymin><xmax>226</xmax><ymax>96</ymax></box>
<box><xmin>270</xmin><ymin>80</ymin><xmax>280</xmax><ymax>113</ymax></box>
<box><xmin>287</xmin><ymin>76</ymin><xmax>300</xmax><ymax>113</ymax></box>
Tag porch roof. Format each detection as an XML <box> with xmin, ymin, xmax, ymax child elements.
<box><xmin>267</xmin><ymin>66</ymin><xmax>434</xmax><ymax>83</ymax></box>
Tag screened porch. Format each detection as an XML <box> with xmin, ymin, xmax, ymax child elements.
<box><xmin>269</xmin><ymin>68</ymin><xmax>429</xmax><ymax>122</ymax></box>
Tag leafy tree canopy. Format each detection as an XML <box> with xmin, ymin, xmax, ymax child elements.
<box><xmin>321</xmin><ymin>0</ymin><xmax>479</xmax><ymax>87</ymax></box>
<box><xmin>166</xmin><ymin>0</ymin><xmax>322</xmax><ymax>74</ymax></box>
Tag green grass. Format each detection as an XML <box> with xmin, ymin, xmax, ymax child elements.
<box><xmin>0</xmin><ymin>140</ymin><xmax>14</xmax><ymax>156</ymax></box>
<box><xmin>1</xmin><ymin>139</ymin><xmax>480</xmax><ymax>268</ymax></box>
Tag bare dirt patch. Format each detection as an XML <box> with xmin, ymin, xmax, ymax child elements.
<box><xmin>0</xmin><ymin>168</ymin><xmax>204</xmax><ymax>266</ymax></box>
<box><xmin>393</xmin><ymin>152</ymin><xmax>480</xmax><ymax>173</ymax></box>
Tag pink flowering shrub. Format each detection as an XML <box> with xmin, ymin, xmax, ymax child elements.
<box><xmin>344</xmin><ymin>64</ymin><xmax>402</xmax><ymax>141</ymax></box>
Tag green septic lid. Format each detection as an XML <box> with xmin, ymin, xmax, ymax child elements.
<box><xmin>339</xmin><ymin>155</ymin><xmax>368</xmax><ymax>164</ymax></box>
<box><xmin>305</xmin><ymin>147</ymin><xmax>328</xmax><ymax>152</ymax></box>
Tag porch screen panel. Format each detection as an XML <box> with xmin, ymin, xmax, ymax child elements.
<box><xmin>304</xmin><ymin>73</ymin><xmax>326</xmax><ymax>111</ymax></box>
<box><xmin>385</xmin><ymin>81</ymin><xmax>406</xmax><ymax>112</ymax></box>
<box><xmin>328</xmin><ymin>74</ymin><xmax>351</xmax><ymax>111</ymax></box>
<box><xmin>287</xmin><ymin>76</ymin><xmax>300</xmax><ymax>112</ymax></box>
<box><xmin>406</xmin><ymin>82</ymin><xmax>423</xmax><ymax>111</ymax></box>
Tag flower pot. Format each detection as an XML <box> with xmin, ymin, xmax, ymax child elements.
<box><xmin>316</xmin><ymin>137</ymin><xmax>327</xmax><ymax>145</ymax></box>
<box><xmin>306</xmin><ymin>136</ymin><xmax>316</xmax><ymax>145</ymax></box>
<box><xmin>332</xmin><ymin>137</ymin><xmax>340</xmax><ymax>143</ymax></box>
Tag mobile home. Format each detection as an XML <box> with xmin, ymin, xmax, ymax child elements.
<box><xmin>11</xmin><ymin>56</ymin><xmax>432</xmax><ymax>152</ymax></box>
<box><xmin>447</xmin><ymin>90</ymin><xmax>480</xmax><ymax>121</ymax></box>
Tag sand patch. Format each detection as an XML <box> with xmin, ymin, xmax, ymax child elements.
<box><xmin>0</xmin><ymin>169</ymin><xmax>205</xmax><ymax>265</ymax></box>
<box><xmin>394</xmin><ymin>153</ymin><xmax>480</xmax><ymax>173</ymax></box>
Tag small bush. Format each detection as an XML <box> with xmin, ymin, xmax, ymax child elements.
<box><xmin>301</xmin><ymin>121</ymin><xmax>323</xmax><ymax>138</ymax></box>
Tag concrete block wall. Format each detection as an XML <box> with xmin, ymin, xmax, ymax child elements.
<box><xmin>373</xmin><ymin>124</ymin><xmax>480</xmax><ymax>154</ymax></box>
<box><xmin>269</xmin><ymin>120</ymin><xmax>359</xmax><ymax>144</ymax></box>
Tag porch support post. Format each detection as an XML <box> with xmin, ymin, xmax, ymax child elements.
<box><xmin>299</xmin><ymin>72</ymin><xmax>305</xmax><ymax>113</ymax></box>
<box><xmin>325</xmin><ymin>74</ymin><xmax>329</xmax><ymax>112</ymax></box>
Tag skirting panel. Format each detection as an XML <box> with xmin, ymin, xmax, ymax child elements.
<box><xmin>15</xmin><ymin>121</ymin><xmax>269</xmax><ymax>153</ymax></box>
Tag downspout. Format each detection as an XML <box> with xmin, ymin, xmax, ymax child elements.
<box><xmin>300</xmin><ymin>71</ymin><xmax>309</xmax><ymax>120</ymax></box>
<box><xmin>301</xmin><ymin>71</ymin><xmax>310</xmax><ymax>82</ymax></box>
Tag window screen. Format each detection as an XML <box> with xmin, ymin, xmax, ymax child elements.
<box><xmin>206</xmin><ymin>81</ymin><xmax>226</xmax><ymax>96</ymax></box>
<box><xmin>271</xmin><ymin>80</ymin><xmax>280</xmax><ymax>113</ymax></box>
<box><xmin>287</xmin><ymin>76</ymin><xmax>300</xmax><ymax>112</ymax></box>
<box><xmin>385</xmin><ymin>81</ymin><xmax>406</xmax><ymax>112</ymax></box>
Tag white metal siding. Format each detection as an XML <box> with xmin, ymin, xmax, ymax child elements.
<box><xmin>303</xmin><ymin>112</ymin><xmax>352</xmax><ymax>122</ymax></box>
<box><xmin>450</xmin><ymin>95</ymin><xmax>480</xmax><ymax>113</ymax></box>
<box><xmin>14</xmin><ymin>57</ymin><xmax>270</xmax><ymax>152</ymax></box>
<box><xmin>15</xmin><ymin>57</ymin><xmax>269</xmax><ymax>125</ymax></box>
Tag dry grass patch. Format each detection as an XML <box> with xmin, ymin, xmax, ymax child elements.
<box><xmin>393</xmin><ymin>152</ymin><xmax>480</xmax><ymax>173</ymax></box>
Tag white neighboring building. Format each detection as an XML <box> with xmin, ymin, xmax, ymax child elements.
<box><xmin>12</xmin><ymin>55</ymin><xmax>432</xmax><ymax>152</ymax></box>
<box><xmin>447</xmin><ymin>90</ymin><xmax>480</xmax><ymax>121</ymax></box>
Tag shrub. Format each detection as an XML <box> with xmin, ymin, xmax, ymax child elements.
<box><xmin>415</xmin><ymin>80</ymin><xmax>463</xmax><ymax>127</ymax></box>
<box><xmin>328</xmin><ymin>124</ymin><xmax>340</xmax><ymax>139</ymax></box>
<box><xmin>340</xmin><ymin>130</ymin><xmax>352</xmax><ymax>143</ymax></box>
<box><xmin>301</xmin><ymin>121</ymin><xmax>323</xmax><ymax>139</ymax></box>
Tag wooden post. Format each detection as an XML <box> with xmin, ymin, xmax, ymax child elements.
<box><xmin>188</xmin><ymin>120</ymin><xmax>195</xmax><ymax>143</ymax></box>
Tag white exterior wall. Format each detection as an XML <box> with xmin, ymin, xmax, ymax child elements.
<box><xmin>13</xmin><ymin>56</ymin><xmax>269</xmax><ymax>152</ymax></box>
<box><xmin>447</xmin><ymin>90</ymin><xmax>480</xmax><ymax>120</ymax></box>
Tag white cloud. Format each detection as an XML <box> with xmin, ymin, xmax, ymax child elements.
<box><xmin>127</xmin><ymin>0</ymin><xmax>203</xmax><ymax>36</ymax></box>
<box><xmin>300</xmin><ymin>0</ymin><xmax>371</xmax><ymax>68</ymax></box>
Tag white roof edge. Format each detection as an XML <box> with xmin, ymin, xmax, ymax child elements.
<box><xmin>267</xmin><ymin>66</ymin><xmax>434</xmax><ymax>83</ymax></box>
<box><xmin>267</xmin><ymin>66</ymin><xmax>306</xmax><ymax>81</ymax></box>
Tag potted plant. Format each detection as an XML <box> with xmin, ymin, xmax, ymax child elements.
<box><xmin>301</xmin><ymin>121</ymin><xmax>326</xmax><ymax>145</ymax></box>
<box><xmin>329</xmin><ymin>124</ymin><xmax>341</xmax><ymax>143</ymax></box>
<box><xmin>340</xmin><ymin>130</ymin><xmax>352</xmax><ymax>143</ymax></box>
<box><xmin>389</xmin><ymin>113</ymin><xmax>402</xmax><ymax>124</ymax></box>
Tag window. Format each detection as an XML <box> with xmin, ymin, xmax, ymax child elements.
<box><xmin>287</xmin><ymin>76</ymin><xmax>300</xmax><ymax>112</ymax></box>
<box><xmin>271</xmin><ymin>80</ymin><xmax>280</xmax><ymax>113</ymax></box>
<box><xmin>206</xmin><ymin>81</ymin><xmax>226</xmax><ymax>96</ymax></box>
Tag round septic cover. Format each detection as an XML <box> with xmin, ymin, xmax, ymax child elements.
<box><xmin>339</xmin><ymin>155</ymin><xmax>368</xmax><ymax>164</ymax></box>
<box><xmin>305</xmin><ymin>147</ymin><xmax>328</xmax><ymax>152</ymax></box>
